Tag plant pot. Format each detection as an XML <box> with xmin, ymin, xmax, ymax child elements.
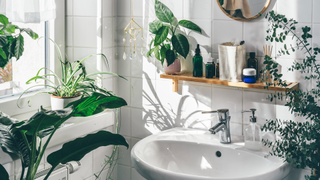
<box><xmin>179</xmin><ymin>54</ymin><xmax>193</xmax><ymax>73</ymax></box>
<box><xmin>163</xmin><ymin>58</ymin><xmax>181</xmax><ymax>75</ymax></box>
<box><xmin>51</xmin><ymin>94</ymin><xmax>81</xmax><ymax>110</ymax></box>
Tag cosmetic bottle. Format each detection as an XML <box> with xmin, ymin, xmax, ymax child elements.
<box><xmin>205</xmin><ymin>53</ymin><xmax>215</xmax><ymax>78</ymax></box>
<box><xmin>216</xmin><ymin>59</ymin><xmax>220</xmax><ymax>78</ymax></box>
<box><xmin>247</xmin><ymin>52</ymin><xmax>258</xmax><ymax>80</ymax></box>
<box><xmin>193</xmin><ymin>44</ymin><xmax>203</xmax><ymax>77</ymax></box>
<box><xmin>243</xmin><ymin>68</ymin><xmax>256</xmax><ymax>83</ymax></box>
<box><xmin>244</xmin><ymin>109</ymin><xmax>262</xmax><ymax>151</ymax></box>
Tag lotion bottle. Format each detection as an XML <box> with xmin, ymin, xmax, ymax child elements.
<box><xmin>244</xmin><ymin>109</ymin><xmax>262</xmax><ymax>150</ymax></box>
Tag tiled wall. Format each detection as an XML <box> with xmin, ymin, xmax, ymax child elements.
<box><xmin>115</xmin><ymin>0</ymin><xmax>320</xmax><ymax>180</ymax></box>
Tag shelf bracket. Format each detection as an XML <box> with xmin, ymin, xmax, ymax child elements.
<box><xmin>172</xmin><ymin>78</ymin><xmax>178</xmax><ymax>92</ymax></box>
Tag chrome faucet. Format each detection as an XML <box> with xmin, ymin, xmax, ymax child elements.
<box><xmin>202</xmin><ymin>109</ymin><xmax>231</xmax><ymax>144</ymax></box>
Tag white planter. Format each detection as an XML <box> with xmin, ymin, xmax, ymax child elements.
<box><xmin>50</xmin><ymin>95</ymin><xmax>81</xmax><ymax>110</ymax></box>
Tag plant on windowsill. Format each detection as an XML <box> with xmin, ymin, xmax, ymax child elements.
<box><xmin>0</xmin><ymin>14</ymin><xmax>38</xmax><ymax>68</ymax></box>
<box><xmin>261</xmin><ymin>10</ymin><xmax>320</xmax><ymax>180</ymax></box>
<box><xmin>147</xmin><ymin>0</ymin><xmax>208</xmax><ymax>74</ymax></box>
<box><xmin>18</xmin><ymin>38</ymin><xmax>125</xmax><ymax>110</ymax></box>
<box><xmin>0</xmin><ymin>92</ymin><xmax>129</xmax><ymax>180</ymax></box>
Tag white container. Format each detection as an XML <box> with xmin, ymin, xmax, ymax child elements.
<box><xmin>244</xmin><ymin>116</ymin><xmax>262</xmax><ymax>151</ymax></box>
<box><xmin>51</xmin><ymin>94</ymin><xmax>81</xmax><ymax>110</ymax></box>
<box><xmin>218</xmin><ymin>42</ymin><xmax>246</xmax><ymax>82</ymax></box>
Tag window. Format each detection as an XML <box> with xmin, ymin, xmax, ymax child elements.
<box><xmin>0</xmin><ymin>21</ymin><xmax>47</xmax><ymax>98</ymax></box>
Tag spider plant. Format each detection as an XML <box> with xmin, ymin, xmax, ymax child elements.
<box><xmin>18</xmin><ymin>38</ymin><xmax>125</xmax><ymax>107</ymax></box>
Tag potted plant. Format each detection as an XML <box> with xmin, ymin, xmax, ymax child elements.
<box><xmin>0</xmin><ymin>92</ymin><xmax>128</xmax><ymax>180</ymax></box>
<box><xmin>0</xmin><ymin>14</ymin><xmax>38</xmax><ymax>68</ymax></box>
<box><xmin>147</xmin><ymin>0</ymin><xmax>208</xmax><ymax>74</ymax></box>
<box><xmin>261</xmin><ymin>10</ymin><xmax>320</xmax><ymax>180</ymax></box>
<box><xmin>18</xmin><ymin>38</ymin><xmax>125</xmax><ymax>110</ymax></box>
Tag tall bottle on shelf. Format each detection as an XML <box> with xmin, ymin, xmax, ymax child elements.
<box><xmin>193</xmin><ymin>44</ymin><xmax>203</xmax><ymax>77</ymax></box>
<box><xmin>247</xmin><ymin>52</ymin><xmax>258</xmax><ymax>80</ymax></box>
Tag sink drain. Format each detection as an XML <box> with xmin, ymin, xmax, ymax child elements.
<box><xmin>216</xmin><ymin>151</ymin><xmax>222</xmax><ymax>157</ymax></box>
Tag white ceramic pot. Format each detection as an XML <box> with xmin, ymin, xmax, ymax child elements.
<box><xmin>50</xmin><ymin>94</ymin><xmax>81</xmax><ymax>110</ymax></box>
<box><xmin>163</xmin><ymin>58</ymin><xmax>181</xmax><ymax>75</ymax></box>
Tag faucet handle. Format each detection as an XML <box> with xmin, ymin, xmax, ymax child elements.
<box><xmin>242</xmin><ymin>108</ymin><xmax>257</xmax><ymax>117</ymax></box>
<box><xmin>202</xmin><ymin>111</ymin><xmax>218</xmax><ymax>114</ymax></box>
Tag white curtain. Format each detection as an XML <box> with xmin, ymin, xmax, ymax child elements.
<box><xmin>0</xmin><ymin>0</ymin><xmax>56</xmax><ymax>23</ymax></box>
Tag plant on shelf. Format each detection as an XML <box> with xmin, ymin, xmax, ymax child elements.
<box><xmin>261</xmin><ymin>10</ymin><xmax>320</xmax><ymax>180</ymax></box>
<box><xmin>0</xmin><ymin>92</ymin><xmax>129</xmax><ymax>180</ymax></box>
<box><xmin>147</xmin><ymin>0</ymin><xmax>207</xmax><ymax>67</ymax></box>
<box><xmin>0</xmin><ymin>14</ymin><xmax>38</xmax><ymax>68</ymax></box>
<box><xmin>18</xmin><ymin>38</ymin><xmax>125</xmax><ymax>109</ymax></box>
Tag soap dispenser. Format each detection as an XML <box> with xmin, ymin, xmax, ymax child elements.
<box><xmin>243</xmin><ymin>109</ymin><xmax>262</xmax><ymax>150</ymax></box>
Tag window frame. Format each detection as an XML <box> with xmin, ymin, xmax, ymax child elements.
<box><xmin>0</xmin><ymin>0</ymin><xmax>65</xmax><ymax>117</ymax></box>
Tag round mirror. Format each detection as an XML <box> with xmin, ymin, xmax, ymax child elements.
<box><xmin>217</xmin><ymin>0</ymin><xmax>271</xmax><ymax>21</ymax></box>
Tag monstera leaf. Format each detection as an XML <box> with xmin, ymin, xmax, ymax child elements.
<box><xmin>0</xmin><ymin>164</ymin><xmax>9</xmax><ymax>180</ymax></box>
<box><xmin>47</xmin><ymin>130</ymin><xmax>129</xmax><ymax>169</ymax></box>
<box><xmin>0</xmin><ymin>113</ymin><xmax>31</xmax><ymax>166</ymax></box>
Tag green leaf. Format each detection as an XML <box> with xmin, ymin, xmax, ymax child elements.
<box><xmin>0</xmin><ymin>48</ymin><xmax>7</xmax><ymax>59</ymax></box>
<box><xmin>5</xmin><ymin>24</ymin><xmax>15</xmax><ymax>33</ymax></box>
<box><xmin>165</xmin><ymin>49</ymin><xmax>175</xmax><ymax>66</ymax></box>
<box><xmin>0</xmin><ymin>15</ymin><xmax>9</xmax><ymax>26</ymax></box>
<box><xmin>154</xmin><ymin>46</ymin><xmax>160</xmax><ymax>60</ymax></box>
<box><xmin>0</xmin><ymin>164</ymin><xmax>9</xmax><ymax>180</ymax></box>
<box><xmin>47</xmin><ymin>130</ymin><xmax>129</xmax><ymax>168</ymax></box>
<box><xmin>172</xmin><ymin>34</ymin><xmax>189</xmax><ymax>59</ymax></box>
<box><xmin>0</xmin><ymin>54</ymin><xmax>9</xmax><ymax>68</ymax></box>
<box><xmin>14</xmin><ymin>34</ymin><xmax>24</xmax><ymax>60</ymax></box>
<box><xmin>160</xmin><ymin>45</ymin><xmax>167</xmax><ymax>61</ymax></box>
<box><xmin>154</xmin><ymin>26</ymin><xmax>169</xmax><ymax>46</ymax></box>
<box><xmin>21</xmin><ymin>28</ymin><xmax>39</xmax><ymax>40</ymax></box>
<box><xmin>147</xmin><ymin>48</ymin><xmax>154</xmax><ymax>58</ymax></box>
<box><xmin>155</xmin><ymin>1</ymin><xmax>174</xmax><ymax>23</ymax></box>
<box><xmin>178</xmin><ymin>20</ymin><xmax>202</xmax><ymax>34</ymax></box>
<box><xmin>0</xmin><ymin>35</ymin><xmax>7</xmax><ymax>45</ymax></box>
<box><xmin>149</xmin><ymin>20</ymin><xmax>163</xmax><ymax>34</ymax></box>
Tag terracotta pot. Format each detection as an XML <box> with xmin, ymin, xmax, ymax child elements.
<box><xmin>50</xmin><ymin>94</ymin><xmax>81</xmax><ymax>110</ymax></box>
<box><xmin>163</xmin><ymin>58</ymin><xmax>181</xmax><ymax>75</ymax></box>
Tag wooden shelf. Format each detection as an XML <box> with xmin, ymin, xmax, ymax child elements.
<box><xmin>160</xmin><ymin>72</ymin><xmax>299</xmax><ymax>92</ymax></box>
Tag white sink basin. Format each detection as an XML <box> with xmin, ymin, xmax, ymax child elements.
<box><xmin>131</xmin><ymin>128</ymin><xmax>291</xmax><ymax>180</ymax></box>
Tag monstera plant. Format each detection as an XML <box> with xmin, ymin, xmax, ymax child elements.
<box><xmin>0</xmin><ymin>14</ymin><xmax>38</xmax><ymax>68</ymax></box>
<box><xmin>0</xmin><ymin>92</ymin><xmax>129</xmax><ymax>180</ymax></box>
<box><xmin>147</xmin><ymin>0</ymin><xmax>207</xmax><ymax>66</ymax></box>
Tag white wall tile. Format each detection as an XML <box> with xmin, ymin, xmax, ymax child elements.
<box><xmin>93</xmin><ymin>146</ymin><xmax>113</xmax><ymax>174</ymax></box>
<box><xmin>66</xmin><ymin>0</ymin><xmax>73</xmax><ymax>16</ymax></box>
<box><xmin>313</xmin><ymin>24</ymin><xmax>320</xmax><ymax>54</ymax></box>
<box><xmin>73</xmin><ymin>17</ymin><xmax>98</xmax><ymax>48</ymax></box>
<box><xmin>131</xmin><ymin>167</ymin><xmax>146</xmax><ymax>180</ymax></box>
<box><xmin>212</xmin><ymin>86</ymin><xmax>243</xmax><ymax>124</ymax></box>
<box><xmin>120</xmin><ymin>107</ymin><xmax>131</xmax><ymax>137</ymax></box>
<box><xmin>314</xmin><ymin>0</ymin><xmax>320</xmax><ymax>24</ymax></box>
<box><xmin>159</xmin><ymin>0</ymin><xmax>183</xmax><ymax>19</ymax></box>
<box><xmin>131</xmin><ymin>78</ymin><xmax>156</xmax><ymax>109</ymax></box>
<box><xmin>131</xmin><ymin>107</ymin><xmax>156</xmax><ymax>138</ymax></box>
<box><xmin>133</xmin><ymin>0</ymin><xmax>143</xmax><ymax>17</ymax></box>
<box><xmin>212</xmin><ymin>21</ymin><xmax>243</xmax><ymax>53</ymax></box>
<box><xmin>102</xmin><ymin>18</ymin><xmax>113</xmax><ymax>48</ymax></box>
<box><xmin>212</xmin><ymin>0</ymin><xmax>230</xmax><ymax>20</ymax></box>
<box><xmin>277</xmin><ymin>0</ymin><xmax>312</xmax><ymax>23</ymax></box>
<box><xmin>117</xmin><ymin>46</ymin><xmax>132</xmax><ymax>76</ymax></box>
<box><xmin>187</xmin><ymin>19</ymin><xmax>212</xmax><ymax>48</ymax></box>
<box><xmin>117</xmin><ymin>165</ymin><xmax>131</xmax><ymax>180</ymax></box>
<box><xmin>118</xmin><ymin>76</ymin><xmax>131</xmax><ymax>106</ymax></box>
<box><xmin>117</xmin><ymin>0</ymin><xmax>131</xmax><ymax>17</ymax></box>
<box><xmin>184</xmin><ymin>0</ymin><xmax>211</xmax><ymax>20</ymax></box>
<box><xmin>103</xmin><ymin>0</ymin><xmax>113</xmax><ymax>17</ymax></box>
<box><xmin>73</xmin><ymin>48</ymin><xmax>98</xmax><ymax>74</ymax></box>
<box><xmin>66</xmin><ymin>17</ymin><xmax>73</xmax><ymax>47</ymax></box>
<box><xmin>66</xmin><ymin>47</ymin><xmax>74</xmax><ymax>62</ymax></box>
<box><xmin>74</xmin><ymin>0</ymin><xmax>98</xmax><ymax>17</ymax></box>
<box><xmin>118</xmin><ymin>137</ymin><xmax>132</xmax><ymax>166</ymax></box>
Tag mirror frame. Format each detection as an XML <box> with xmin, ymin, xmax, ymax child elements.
<box><xmin>216</xmin><ymin>0</ymin><xmax>271</xmax><ymax>21</ymax></box>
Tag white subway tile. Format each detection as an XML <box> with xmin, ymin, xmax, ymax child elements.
<box><xmin>131</xmin><ymin>167</ymin><xmax>146</xmax><ymax>180</ymax></box>
<box><xmin>277</xmin><ymin>0</ymin><xmax>312</xmax><ymax>23</ymax></box>
<box><xmin>66</xmin><ymin>17</ymin><xmax>73</xmax><ymax>47</ymax></box>
<box><xmin>103</xmin><ymin>0</ymin><xmax>113</xmax><ymax>17</ymax></box>
<box><xmin>73</xmin><ymin>17</ymin><xmax>98</xmax><ymax>48</ymax></box>
<box><xmin>117</xmin><ymin>137</ymin><xmax>132</xmax><ymax>166</ymax></box>
<box><xmin>118</xmin><ymin>76</ymin><xmax>131</xmax><ymax>106</ymax></box>
<box><xmin>117</xmin><ymin>0</ymin><xmax>131</xmax><ymax>17</ymax></box>
<box><xmin>102</xmin><ymin>17</ymin><xmax>113</xmax><ymax>48</ymax></box>
<box><xmin>120</xmin><ymin>107</ymin><xmax>131</xmax><ymax>137</ymax></box>
<box><xmin>184</xmin><ymin>0</ymin><xmax>211</xmax><ymax>20</ymax></box>
<box><xmin>133</xmin><ymin>0</ymin><xmax>143</xmax><ymax>17</ymax></box>
<box><xmin>117</xmin><ymin>164</ymin><xmax>131</xmax><ymax>180</ymax></box>
<box><xmin>74</xmin><ymin>0</ymin><xmax>98</xmax><ymax>17</ymax></box>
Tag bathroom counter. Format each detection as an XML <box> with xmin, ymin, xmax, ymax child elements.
<box><xmin>160</xmin><ymin>72</ymin><xmax>299</xmax><ymax>92</ymax></box>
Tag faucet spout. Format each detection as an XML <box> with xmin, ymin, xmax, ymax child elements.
<box><xmin>209</xmin><ymin>122</ymin><xmax>225</xmax><ymax>134</ymax></box>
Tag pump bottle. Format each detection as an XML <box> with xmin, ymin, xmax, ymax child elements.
<box><xmin>243</xmin><ymin>109</ymin><xmax>262</xmax><ymax>150</ymax></box>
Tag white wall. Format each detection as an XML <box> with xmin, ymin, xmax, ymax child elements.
<box><xmin>115</xmin><ymin>0</ymin><xmax>319</xmax><ymax>180</ymax></box>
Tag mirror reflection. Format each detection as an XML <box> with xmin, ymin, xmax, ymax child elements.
<box><xmin>218</xmin><ymin>0</ymin><xmax>270</xmax><ymax>21</ymax></box>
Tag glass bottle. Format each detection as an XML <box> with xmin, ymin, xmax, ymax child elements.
<box><xmin>216</xmin><ymin>59</ymin><xmax>220</xmax><ymax>78</ymax></box>
<box><xmin>193</xmin><ymin>44</ymin><xmax>203</xmax><ymax>77</ymax></box>
<box><xmin>205</xmin><ymin>53</ymin><xmax>215</xmax><ymax>78</ymax></box>
<box><xmin>244</xmin><ymin>110</ymin><xmax>262</xmax><ymax>151</ymax></box>
<box><xmin>247</xmin><ymin>52</ymin><xmax>258</xmax><ymax>80</ymax></box>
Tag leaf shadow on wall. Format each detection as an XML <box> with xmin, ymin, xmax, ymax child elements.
<box><xmin>141</xmin><ymin>73</ymin><xmax>212</xmax><ymax>133</ymax></box>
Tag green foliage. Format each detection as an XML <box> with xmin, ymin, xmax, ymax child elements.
<box><xmin>18</xmin><ymin>38</ymin><xmax>126</xmax><ymax>107</ymax></box>
<box><xmin>262</xmin><ymin>10</ymin><xmax>320</xmax><ymax>180</ymax></box>
<box><xmin>0</xmin><ymin>14</ymin><xmax>38</xmax><ymax>68</ymax></box>
<box><xmin>0</xmin><ymin>164</ymin><xmax>9</xmax><ymax>180</ymax></box>
<box><xmin>0</xmin><ymin>93</ymin><xmax>128</xmax><ymax>180</ymax></box>
<box><xmin>147</xmin><ymin>0</ymin><xmax>207</xmax><ymax>66</ymax></box>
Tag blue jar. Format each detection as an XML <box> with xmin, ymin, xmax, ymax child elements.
<box><xmin>243</xmin><ymin>68</ymin><xmax>256</xmax><ymax>83</ymax></box>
